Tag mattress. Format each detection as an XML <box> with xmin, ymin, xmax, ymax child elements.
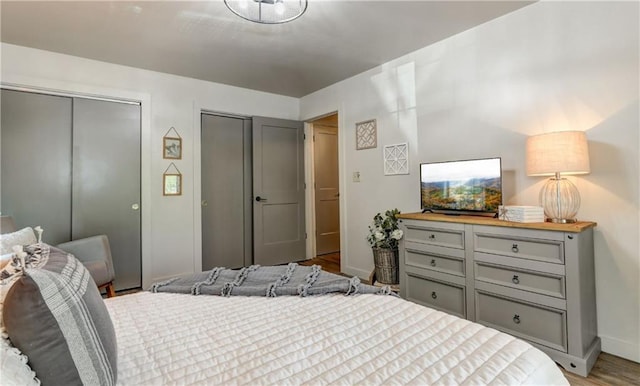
<box><xmin>105</xmin><ymin>292</ymin><xmax>568</xmax><ymax>385</ymax></box>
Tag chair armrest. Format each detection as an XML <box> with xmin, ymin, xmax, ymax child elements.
<box><xmin>0</xmin><ymin>216</ymin><xmax>17</xmax><ymax>234</ymax></box>
<box><xmin>57</xmin><ymin>235</ymin><xmax>115</xmax><ymax>285</ymax></box>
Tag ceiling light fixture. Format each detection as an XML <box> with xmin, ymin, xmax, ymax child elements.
<box><xmin>224</xmin><ymin>0</ymin><xmax>307</xmax><ymax>24</ymax></box>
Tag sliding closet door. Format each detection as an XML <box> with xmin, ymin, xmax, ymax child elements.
<box><xmin>0</xmin><ymin>89</ymin><xmax>72</xmax><ymax>245</ymax></box>
<box><xmin>72</xmin><ymin>98</ymin><xmax>141</xmax><ymax>290</ymax></box>
<box><xmin>201</xmin><ymin>114</ymin><xmax>252</xmax><ymax>270</ymax></box>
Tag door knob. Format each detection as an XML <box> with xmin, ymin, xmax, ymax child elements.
<box><xmin>202</xmin><ymin>200</ymin><xmax>208</xmax><ymax>207</ymax></box>
<box><xmin>255</xmin><ymin>196</ymin><xmax>268</xmax><ymax>202</ymax></box>
<box><xmin>131</xmin><ymin>203</ymin><xmax>140</xmax><ymax>211</ymax></box>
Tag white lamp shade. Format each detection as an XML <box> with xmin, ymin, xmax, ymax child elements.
<box><xmin>526</xmin><ymin>131</ymin><xmax>590</xmax><ymax>176</ymax></box>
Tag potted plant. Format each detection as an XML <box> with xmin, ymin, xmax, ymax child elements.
<box><xmin>366</xmin><ymin>208</ymin><xmax>403</xmax><ymax>284</ymax></box>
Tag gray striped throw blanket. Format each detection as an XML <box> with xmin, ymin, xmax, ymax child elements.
<box><xmin>150</xmin><ymin>263</ymin><xmax>394</xmax><ymax>297</ymax></box>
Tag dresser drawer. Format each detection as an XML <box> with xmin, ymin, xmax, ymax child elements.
<box><xmin>474</xmin><ymin>232</ymin><xmax>564</xmax><ymax>264</ymax></box>
<box><xmin>475</xmin><ymin>291</ymin><xmax>567</xmax><ymax>352</ymax></box>
<box><xmin>406</xmin><ymin>273</ymin><xmax>466</xmax><ymax>318</ymax></box>
<box><xmin>405</xmin><ymin>243</ymin><xmax>465</xmax><ymax>277</ymax></box>
<box><xmin>475</xmin><ymin>261</ymin><xmax>565</xmax><ymax>298</ymax></box>
<box><xmin>404</xmin><ymin>223</ymin><xmax>465</xmax><ymax>250</ymax></box>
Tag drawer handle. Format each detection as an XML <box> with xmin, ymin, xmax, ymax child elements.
<box><xmin>511</xmin><ymin>244</ymin><xmax>519</xmax><ymax>253</ymax></box>
<box><xmin>513</xmin><ymin>314</ymin><xmax>521</xmax><ymax>324</ymax></box>
<box><xmin>512</xmin><ymin>275</ymin><xmax>520</xmax><ymax>285</ymax></box>
<box><xmin>431</xmin><ymin>291</ymin><xmax>437</xmax><ymax>299</ymax></box>
<box><xmin>430</xmin><ymin>259</ymin><xmax>436</xmax><ymax>267</ymax></box>
<box><xmin>429</xmin><ymin>234</ymin><xmax>436</xmax><ymax>239</ymax></box>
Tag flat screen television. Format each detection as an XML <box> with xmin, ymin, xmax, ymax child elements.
<box><xmin>420</xmin><ymin>157</ymin><xmax>502</xmax><ymax>216</ymax></box>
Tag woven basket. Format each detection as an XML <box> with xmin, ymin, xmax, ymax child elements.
<box><xmin>372</xmin><ymin>247</ymin><xmax>399</xmax><ymax>284</ymax></box>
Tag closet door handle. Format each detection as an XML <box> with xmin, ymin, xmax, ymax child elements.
<box><xmin>131</xmin><ymin>203</ymin><xmax>140</xmax><ymax>211</ymax></box>
<box><xmin>255</xmin><ymin>196</ymin><xmax>267</xmax><ymax>202</ymax></box>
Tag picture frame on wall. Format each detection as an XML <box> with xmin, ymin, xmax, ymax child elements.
<box><xmin>163</xmin><ymin>127</ymin><xmax>182</xmax><ymax>159</ymax></box>
<box><xmin>163</xmin><ymin>173</ymin><xmax>182</xmax><ymax>196</ymax></box>
<box><xmin>383</xmin><ymin>143</ymin><xmax>409</xmax><ymax>175</ymax></box>
<box><xmin>163</xmin><ymin>162</ymin><xmax>182</xmax><ymax>196</ymax></box>
<box><xmin>163</xmin><ymin>137</ymin><xmax>182</xmax><ymax>160</ymax></box>
<box><xmin>355</xmin><ymin>119</ymin><xmax>377</xmax><ymax>150</ymax></box>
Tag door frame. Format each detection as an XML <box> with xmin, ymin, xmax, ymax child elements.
<box><xmin>194</xmin><ymin>107</ymin><xmax>343</xmax><ymax>272</ymax></box>
<box><xmin>304</xmin><ymin>112</ymin><xmax>343</xmax><ymax>268</ymax></box>
<box><xmin>0</xmin><ymin>82</ymin><xmax>152</xmax><ymax>288</ymax></box>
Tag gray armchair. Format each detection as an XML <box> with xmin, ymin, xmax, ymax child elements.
<box><xmin>0</xmin><ymin>215</ymin><xmax>116</xmax><ymax>297</ymax></box>
<box><xmin>57</xmin><ymin>236</ymin><xmax>116</xmax><ymax>297</ymax></box>
<box><xmin>0</xmin><ymin>215</ymin><xmax>17</xmax><ymax>235</ymax></box>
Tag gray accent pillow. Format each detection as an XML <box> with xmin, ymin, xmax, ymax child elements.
<box><xmin>2</xmin><ymin>244</ymin><xmax>117</xmax><ymax>385</ymax></box>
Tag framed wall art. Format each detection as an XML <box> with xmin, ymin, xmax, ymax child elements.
<box><xmin>383</xmin><ymin>143</ymin><xmax>409</xmax><ymax>175</ymax></box>
<box><xmin>163</xmin><ymin>162</ymin><xmax>182</xmax><ymax>196</ymax></box>
<box><xmin>163</xmin><ymin>127</ymin><xmax>182</xmax><ymax>160</ymax></box>
<box><xmin>355</xmin><ymin>119</ymin><xmax>377</xmax><ymax>150</ymax></box>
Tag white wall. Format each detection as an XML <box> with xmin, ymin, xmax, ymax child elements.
<box><xmin>301</xmin><ymin>2</ymin><xmax>639</xmax><ymax>362</ymax></box>
<box><xmin>1</xmin><ymin>42</ymin><xmax>299</xmax><ymax>288</ymax></box>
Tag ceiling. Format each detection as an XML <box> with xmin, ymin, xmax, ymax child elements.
<box><xmin>0</xmin><ymin>1</ymin><xmax>534</xmax><ymax>98</ymax></box>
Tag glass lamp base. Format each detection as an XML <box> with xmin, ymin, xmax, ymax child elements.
<box><xmin>539</xmin><ymin>175</ymin><xmax>581</xmax><ymax>223</ymax></box>
<box><xmin>547</xmin><ymin>217</ymin><xmax>577</xmax><ymax>224</ymax></box>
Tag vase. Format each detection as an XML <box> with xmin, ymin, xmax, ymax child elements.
<box><xmin>372</xmin><ymin>247</ymin><xmax>399</xmax><ymax>284</ymax></box>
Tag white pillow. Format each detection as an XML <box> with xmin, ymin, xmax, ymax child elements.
<box><xmin>0</xmin><ymin>332</ymin><xmax>40</xmax><ymax>386</ymax></box>
<box><xmin>0</xmin><ymin>228</ymin><xmax>36</xmax><ymax>255</ymax></box>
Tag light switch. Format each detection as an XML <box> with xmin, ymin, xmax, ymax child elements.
<box><xmin>353</xmin><ymin>171</ymin><xmax>361</xmax><ymax>182</ymax></box>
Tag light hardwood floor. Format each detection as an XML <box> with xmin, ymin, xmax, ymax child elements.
<box><xmin>303</xmin><ymin>253</ymin><xmax>640</xmax><ymax>386</ymax></box>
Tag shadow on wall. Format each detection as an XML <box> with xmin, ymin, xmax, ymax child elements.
<box><xmin>501</xmin><ymin>169</ymin><xmax>517</xmax><ymax>205</ymax></box>
<box><xmin>583</xmin><ymin>101</ymin><xmax>639</xmax><ymax>206</ymax></box>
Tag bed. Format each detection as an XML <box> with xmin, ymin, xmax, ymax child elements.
<box><xmin>105</xmin><ymin>291</ymin><xmax>568</xmax><ymax>385</ymax></box>
<box><xmin>1</xmin><ymin>242</ymin><xmax>569</xmax><ymax>385</ymax></box>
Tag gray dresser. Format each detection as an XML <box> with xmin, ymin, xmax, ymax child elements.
<box><xmin>398</xmin><ymin>213</ymin><xmax>600</xmax><ymax>376</ymax></box>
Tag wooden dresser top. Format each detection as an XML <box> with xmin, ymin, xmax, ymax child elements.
<box><xmin>397</xmin><ymin>212</ymin><xmax>596</xmax><ymax>233</ymax></box>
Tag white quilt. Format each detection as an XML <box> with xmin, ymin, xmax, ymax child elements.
<box><xmin>105</xmin><ymin>292</ymin><xmax>568</xmax><ymax>385</ymax></box>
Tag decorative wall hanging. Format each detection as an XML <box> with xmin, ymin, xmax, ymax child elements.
<box><xmin>163</xmin><ymin>127</ymin><xmax>182</xmax><ymax>160</ymax></box>
<box><xmin>355</xmin><ymin>119</ymin><xmax>377</xmax><ymax>150</ymax></box>
<box><xmin>163</xmin><ymin>163</ymin><xmax>182</xmax><ymax>196</ymax></box>
<box><xmin>383</xmin><ymin>143</ymin><xmax>409</xmax><ymax>175</ymax></box>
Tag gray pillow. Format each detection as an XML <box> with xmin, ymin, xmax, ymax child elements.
<box><xmin>2</xmin><ymin>244</ymin><xmax>117</xmax><ymax>385</ymax></box>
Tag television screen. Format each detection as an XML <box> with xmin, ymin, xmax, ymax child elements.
<box><xmin>420</xmin><ymin>158</ymin><xmax>502</xmax><ymax>214</ymax></box>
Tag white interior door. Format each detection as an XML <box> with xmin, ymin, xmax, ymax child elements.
<box><xmin>253</xmin><ymin>116</ymin><xmax>305</xmax><ymax>265</ymax></box>
<box><xmin>313</xmin><ymin>124</ymin><xmax>340</xmax><ymax>255</ymax></box>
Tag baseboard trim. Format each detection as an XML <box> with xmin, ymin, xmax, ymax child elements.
<box><xmin>601</xmin><ymin>334</ymin><xmax>640</xmax><ymax>363</ymax></box>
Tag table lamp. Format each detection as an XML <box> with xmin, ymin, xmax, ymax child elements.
<box><xmin>526</xmin><ymin>131</ymin><xmax>590</xmax><ymax>223</ymax></box>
